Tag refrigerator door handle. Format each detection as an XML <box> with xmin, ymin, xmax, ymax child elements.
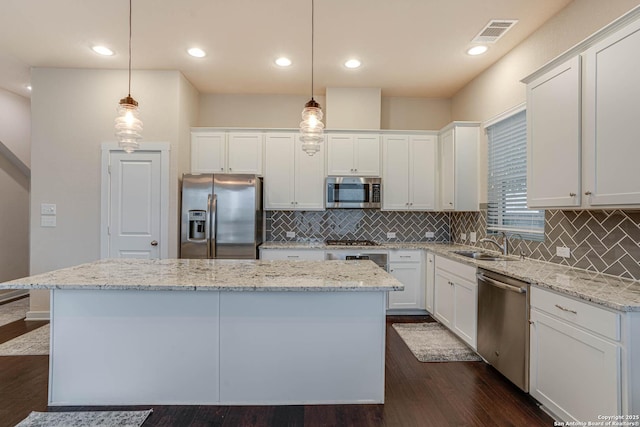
<box><xmin>210</xmin><ymin>194</ymin><xmax>217</xmax><ymax>258</ymax></box>
<box><xmin>205</xmin><ymin>194</ymin><xmax>212</xmax><ymax>258</ymax></box>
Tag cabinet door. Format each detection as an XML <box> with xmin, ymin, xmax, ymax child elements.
<box><xmin>453</xmin><ymin>277</ymin><xmax>477</xmax><ymax>349</ymax></box>
<box><xmin>228</xmin><ymin>133</ymin><xmax>263</xmax><ymax>175</ymax></box>
<box><xmin>410</xmin><ymin>135</ymin><xmax>437</xmax><ymax>210</ymax></box>
<box><xmin>327</xmin><ymin>134</ymin><xmax>355</xmax><ymax>175</ymax></box>
<box><xmin>583</xmin><ymin>20</ymin><xmax>640</xmax><ymax>206</ymax></box>
<box><xmin>527</xmin><ymin>56</ymin><xmax>581</xmax><ymax>208</ymax></box>
<box><xmin>530</xmin><ymin>309</ymin><xmax>620</xmax><ymax>422</ymax></box>
<box><xmin>191</xmin><ymin>132</ymin><xmax>226</xmax><ymax>173</ymax></box>
<box><xmin>354</xmin><ymin>134</ymin><xmax>381</xmax><ymax>176</ymax></box>
<box><xmin>294</xmin><ymin>136</ymin><xmax>325</xmax><ymax>210</ymax></box>
<box><xmin>388</xmin><ymin>262</ymin><xmax>424</xmax><ymax>310</ymax></box>
<box><xmin>382</xmin><ymin>135</ymin><xmax>410</xmax><ymax>210</ymax></box>
<box><xmin>260</xmin><ymin>249</ymin><xmax>325</xmax><ymax>261</ymax></box>
<box><xmin>425</xmin><ymin>253</ymin><xmax>435</xmax><ymax>314</ymax></box>
<box><xmin>439</xmin><ymin>129</ymin><xmax>455</xmax><ymax>210</ymax></box>
<box><xmin>264</xmin><ymin>134</ymin><xmax>295</xmax><ymax>210</ymax></box>
<box><xmin>434</xmin><ymin>270</ymin><xmax>454</xmax><ymax>328</ymax></box>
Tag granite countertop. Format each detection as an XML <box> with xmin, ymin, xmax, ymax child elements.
<box><xmin>260</xmin><ymin>241</ymin><xmax>640</xmax><ymax>312</ymax></box>
<box><xmin>0</xmin><ymin>258</ymin><xmax>403</xmax><ymax>292</ymax></box>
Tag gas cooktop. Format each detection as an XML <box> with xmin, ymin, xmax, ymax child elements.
<box><xmin>324</xmin><ymin>239</ymin><xmax>379</xmax><ymax>246</ymax></box>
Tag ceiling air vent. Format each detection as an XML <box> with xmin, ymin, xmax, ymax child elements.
<box><xmin>472</xmin><ymin>20</ymin><xmax>518</xmax><ymax>44</ymax></box>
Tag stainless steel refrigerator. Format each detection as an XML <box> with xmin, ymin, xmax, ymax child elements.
<box><xmin>180</xmin><ymin>174</ymin><xmax>263</xmax><ymax>259</ymax></box>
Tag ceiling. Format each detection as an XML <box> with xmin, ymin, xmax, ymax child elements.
<box><xmin>0</xmin><ymin>0</ymin><xmax>573</xmax><ymax>99</ymax></box>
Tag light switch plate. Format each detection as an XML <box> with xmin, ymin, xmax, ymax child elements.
<box><xmin>470</xmin><ymin>232</ymin><xmax>477</xmax><ymax>243</ymax></box>
<box><xmin>556</xmin><ymin>246</ymin><xmax>571</xmax><ymax>258</ymax></box>
<box><xmin>387</xmin><ymin>232</ymin><xmax>396</xmax><ymax>238</ymax></box>
<box><xmin>286</xmin><ymin>231</ymin><xmax>296</xmax><ymax>238</ymax></box>
<box><xmin>41</xmin><ymin>203</ymin><xmax>56</xmax><ymax>215</ymax></box>
<box><xmin>41</xmin><ymin>216</ymin><xmax>56</xmax><ymax>227</ymax></box>
<box><xmin>460</xmin><ymin>233</ymin><xmax>467</xmax><ymax>241</ymax></box>
<box><xmin>425</xmin><ymin>231</ymin><xmax>435</xmax><ymax>238</ymax></box>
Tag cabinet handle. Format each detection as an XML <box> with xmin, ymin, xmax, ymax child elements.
<box><xmin>448</xmin><ymin>202</ymin><xmax>453</xmax><ymax>205</ymax></box>
<box><xmin>569</xmin><ymin>192</ymin><xmax>576</xmax><ymax>197</ymax></box>
<box><xmin>287</xmin><ymin>255</ymin><xmax>299</xmax><ymax>259</ymax></box>
<box><xmin>400</xmin><ymin>255</ymin><xmax>411</xmax><ymax>258</ymax></box>
<box><xmin>390</xmin><ymin>269</ymin><xmax>394</xmax><ymax>272</ymax></box>
<box><xmin>585</xmin><ymin>191</ymin><xmax>592</xmax><ymax>196</ymax></box>
<box><xmin>220</xmin><ymin>168</ymin><xmax>224</xmax><ymax>171</ymax></box>
<box><xmin>554</xmin><ymin>304</ymin><xmax>577</xmax><ymax>315</ymax></box>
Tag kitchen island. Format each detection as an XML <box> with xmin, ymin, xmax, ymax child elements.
<box><xmin>0</xmin><ymin>258</ymin><xmax>403</xmax><ymax>406</ymax></box>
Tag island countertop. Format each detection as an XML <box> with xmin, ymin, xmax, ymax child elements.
<box><xmin>0</xmin><ymin>258</ymin><xmax>404</xmax><ymax>292</ymax></box>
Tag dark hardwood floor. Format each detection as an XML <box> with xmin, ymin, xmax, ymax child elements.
<box><xmin>0</xmin><ymin>305</ymin><xmax>553</xmax><ymax>427</ymax></box>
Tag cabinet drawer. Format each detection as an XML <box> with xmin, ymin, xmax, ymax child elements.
<box><xmin>435</xmin><ymin>255</ymin><xmax>476</xmax><ymax>283</ymax></box>
<box><xmin>388</xmin><ymin>250</ymin><xmax>421</xmax><ymax>263</ymax></box>
<box><xmin>259</xmin><ymin>249</ymin><xmax>325</xmax><ymax>261</ymax></box>
<box><xmin>531</xmin><ymin>286</ymin><xmax>620</xmax><ymax>341</ymax></box>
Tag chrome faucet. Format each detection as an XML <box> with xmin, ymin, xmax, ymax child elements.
<box><xmin>479</xmin><ymin>231</ymin><xmax>508</xmax><ymax>255</ymax></box>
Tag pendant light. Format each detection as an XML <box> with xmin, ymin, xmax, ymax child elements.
<box><xmin>299</xmin><ymin>0</ymin><xmax>324</xmax><ymax>156</ymax></box>
<box><xmin>114</xmin><ymin>0</ymin><xmax>143</xmax><ymax>153</ymax></box>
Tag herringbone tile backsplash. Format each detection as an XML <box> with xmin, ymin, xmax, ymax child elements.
<box><xmin>451</xmin><ymin>208</ymin><xmax>640</xmax><ymax>281</ymax></box>
<box><xmin>266</xmin><ymin>210</ymin><xmax>450</xmax><ymax>243</ymax></box>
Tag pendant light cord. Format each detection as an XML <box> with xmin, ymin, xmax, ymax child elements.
<box><xmin>128</xmin><ymin>0</ymin><xmax>132</xmax><ymax>97</ymax></box>
<box><xmin>311</xmin><ymin>0</ymin><xmax>314</xmax><ymax>101</ymax></box>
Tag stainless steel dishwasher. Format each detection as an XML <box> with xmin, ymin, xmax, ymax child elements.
<box><xmin>477</xmin><ymin>268</ymin><xmax>530</xmax><ymax>392</ymax></box>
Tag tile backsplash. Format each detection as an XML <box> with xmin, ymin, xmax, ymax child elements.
<box><xmin>451</xmin><ymin>208</ymin><xmax>640</xmax><ymax>281</ymax></box>
<box><xmin>266</xmin><ymin>210</ymin><xmax>450</xmax><ymax>243</ymax></box>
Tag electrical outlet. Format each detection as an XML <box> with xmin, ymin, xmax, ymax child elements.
<box><xmin>425</xmin><ymin>231</ymin><xmax>435</xmax><ymax>238</ymax></box>
<box><xmin>387</xmin><ymin>232</ymin><xmax>396</xmax><ymax>239</ymax></box>
<box><xmin>41</xmin><ymin>203</ymin><xmax>56</xmax><ymax>215</ymax></box>
<box><xmin>556</xmin><ymin>246</ymin><xmax>571</xmax><ymax>258</ymax></box>
<box><xmin>286</xmin><ymin>231</ymin><xmax>296</xmax><ymax>238</ymax></box>
<box><xmin>470</xmin><ymin>232</ymin><xmax>477</xmax><ymax>243</ymax></box>
<box><xmin>41</xmin><ymin>216</ymin><xmax>56</xmax><ymax>227</ymax></box>
<box><xmin>460</xmin><ymin>233</ymin><xmax>467</xmax><ymax>241</ymax></box>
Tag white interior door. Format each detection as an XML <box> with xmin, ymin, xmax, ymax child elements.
<box><xmin>107</xmin><ymin>151</ymin><xmax>162</xmax><ymax>258</ymax></box>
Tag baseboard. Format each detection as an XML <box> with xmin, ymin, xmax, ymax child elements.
<box><xmin>26</xmin><ymin>311</ymin><xmax>51</xmax><ymax>321</ymax></box>
<box><xmin>386</xmin><ymin>309</ymin><xmax>429</xmax><ymax>316</ymax></box>
<box><xmin>0</xmin><ymin>290</ymin><xmax>29</xmax><ymax>303</ymax></box>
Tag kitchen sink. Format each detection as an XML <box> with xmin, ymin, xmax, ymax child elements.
<box><xmin>451</xmin><ymin>250</ymin><xmax>517</xmax><ymax>261</ymax></box>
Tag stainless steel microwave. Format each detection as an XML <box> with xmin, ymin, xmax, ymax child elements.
<box><xmin>326</xmin><ymin>177</ymin><xmax>382</xmax><ymax>209</ymax></box>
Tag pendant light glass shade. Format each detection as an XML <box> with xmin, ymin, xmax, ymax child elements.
<box><xmin>299</xmin><ymin>0</ymin><xmax>323</xmax><ymax>156</ymax></box>
<box><xmin>115</xmin><ymin>0</ymin><xmax>142</xmax><ymax>153</ymax></box>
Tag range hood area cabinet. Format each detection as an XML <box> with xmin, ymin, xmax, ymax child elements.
<box><xmin>524</xmin><ymin>12</ymin><xmax>640</xmax><ymax>209</ymax></box>
<box><xmin>191</xmin><ymin>130</ymin><xmax>264</xmax><ymax>176</ymax></box>
<box><xmin>326</xmin><ymin>134</ymin><xmax>381</xmax><ymax>177</ymax></box>
<box><xmin>382</xmin><ymin>134</ymin><xmax>437</xmax><ymax>211</ymax></box>
<box><xmin>438</xmin><ymin>123</ymin><xmax>480</xmax><ymax>212</ymax></box>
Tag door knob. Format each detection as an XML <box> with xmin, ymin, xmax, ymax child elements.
<box><xmin>150</xmin><ymin>240</ymin><xmax>158</xmax><ymax>246</ymax></box>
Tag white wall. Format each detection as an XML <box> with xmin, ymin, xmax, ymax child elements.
<box><xmin>0</xmin><ymin>88</ymin><xmax>30</xmax><ymax>299</ymax></box>
<box><xmin>381</xmin><ymin>97</ymin><xmax>451</xmax><ymax>130</ymax></box>
<box><xmin>29</xmin><ymin>68</ymin><xmax>194</xmax><ymax>315</ymax></box>
<box><xmin>325</xmin><ymin>87</ymin><xmax>381</xmax><ymax>130</ymax></box>
<box><xmin>451</xmin><ymin>0</ymin><xmax>640</xmax><ymax>202</ymax></box>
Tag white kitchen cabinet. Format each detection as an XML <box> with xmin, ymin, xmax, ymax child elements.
<box><xmin>382</xmin><ymin>135</ymin><xmax>437</xmax><ymax>211</ymax></box>
<box><xmin>526</xmin><ymin>56</ymin><xmax>582</xmax><ymax>208</ymax></box>
<box><xmin>259</xmin><ymin>248</ymin><xmax>325</xmax><ymax>261</ymax></box>
<box><xmin>387</xmin><ymin>250</ymin><xmax>424</xmax><ymax>311</ymax></box>
<box><xmin>264</xmin><ymin>133</ymin><xmax>324</xmax><ymax>210</ymax></box>
<box><xmin>327</xmin><ymin>134</ymin><xmax>380</xmax><ymax>177</ymax></box>
<box><xmin>530</xmin><ymin>286</ymin><xmax>621</xmax><ymax>422</ymax></box>
<box><xmin>434</xmin><ymin>255</ymin><xmax>477</xmax><ymax>349</ymax></box>
<box><xmin>438</xmin><ymin>123</ymin><xmax>479</xmax><ymax>211</ymax></box>
<box><xmin>425</xmin><ymin>252</ymin><xmax>435</xmax><ymax>314</ymax></box>
<box><xmin>190</xmin><ymin>131</ymin><xmax>263</xmax><ymax>175</ymax></box>
<box><xmin>524</xmin><ymin>16</ymin><xmax>640</xmax><ymax>208</ymax></box>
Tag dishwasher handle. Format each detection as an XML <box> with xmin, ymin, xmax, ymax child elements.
<box><xmin>477</xmin><ymin>272</ymin><xmax>527</xmax><ymax>294</ymax></box>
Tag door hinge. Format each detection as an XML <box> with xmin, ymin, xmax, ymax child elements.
<box><xmin>107</xmin><ymin>226</ymin><xmax>111</xmax><ymax>235</ymax></box>
<box><xmin>108</xmin><ymin>164</ymin><xmax>111</xmax><ymax>174</ymax></box>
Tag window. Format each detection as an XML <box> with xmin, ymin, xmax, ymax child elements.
<box><xmin>486</xmin><ymin>109</ymin><xmax>544</xmax><ymax>241</ymax></box>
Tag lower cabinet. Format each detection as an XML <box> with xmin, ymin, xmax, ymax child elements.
<box><xmin>530</xmin><ymin>286</ymin><xmax>621</xmax><ymax>422</ymax></box>
<box><xmin>259</xmin><ymin>248</ymin><xmax>325</xmax><ymax>261</ymax></box>
<box><xmin>388</xmin><ymin>250</ymin><xmax>424</xmax><ymax>311</ymax></box>
<box><xmin>425</xmin><ymin>252</ymin><xmax>435</xmax><ymax>314</ymax></box>
<box><xmin>434</xmin><ymin>255</ymin><xmax>477</xmax><ymax>349</ymax></box>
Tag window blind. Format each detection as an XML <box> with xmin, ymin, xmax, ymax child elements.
<box><xmin>486</xmin><ymin>110</ymin><xmax>545</xmax><ymax>241</ymax></box>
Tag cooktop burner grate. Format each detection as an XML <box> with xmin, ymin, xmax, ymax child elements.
<box><xmin>325</xmin><ymin>239</ymin><xmax>379</xmax><ymax>246</ymax></box>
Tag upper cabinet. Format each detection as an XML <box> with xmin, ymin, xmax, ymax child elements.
<box><xmin>438</xmin><ymin>123</ymin><xmax>480</xmax><ymax>211</ymax></box>
<box><xmin>524</xmin><ymin>13</ymin><xmax>640</xmax><ymax>209</ymax></box>
<box><xmin>191</xmin><ymin>131</ymin><xmax>263</xmax><ymax>175</ymax></box>
<box><xmin>327</xmin><ymin>134</ymin><xmax>381</xmax><ymax>176</ymax></box>
<box><xmin>382</xmin><ymin>134</ymin><xmax>437</xmax><ymax>211</ymax></box>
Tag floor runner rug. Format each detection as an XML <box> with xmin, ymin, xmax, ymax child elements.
<box><xmin>16</xmin><ymin>409</ymin><xmax>153</xmax><ymax>427</ymax></box>
<box><xmin>0</xmin><ymin>323</ymin><xmax>49</xmax><ymax>356</ymax></box>
<box><xmin>392</xmin><ymin>322</ymin><xmax>482</xmax><ymax>362</ymax></box>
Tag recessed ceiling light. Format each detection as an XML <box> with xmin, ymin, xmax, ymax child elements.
<box><xmin>344</xmin><ymin>59</ymin><xmax>361</xmax><ymax>69</ymax></box>
<box><xmin>25</xmin><ymin>84</ymin><xmax>32</xmax><ymax>91</ymax></box>
<box><xmin>92</xmin><ymin>45</ymin><xmax>114</xmax><ymax>56</ymax></box>
<box><xmin>275</xmin><ymin>57</ymin><xmax>292</xmax><ymax>67</ymax></box>
<box><xmin>187</xmin><ymin>47</ymin><xmax>206</xmax><ymax>58</ymax></box>
<box><xmin>467</xmin><ymin>45</ymin><xmax>488</xmax><ymax>56</ymax></box>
